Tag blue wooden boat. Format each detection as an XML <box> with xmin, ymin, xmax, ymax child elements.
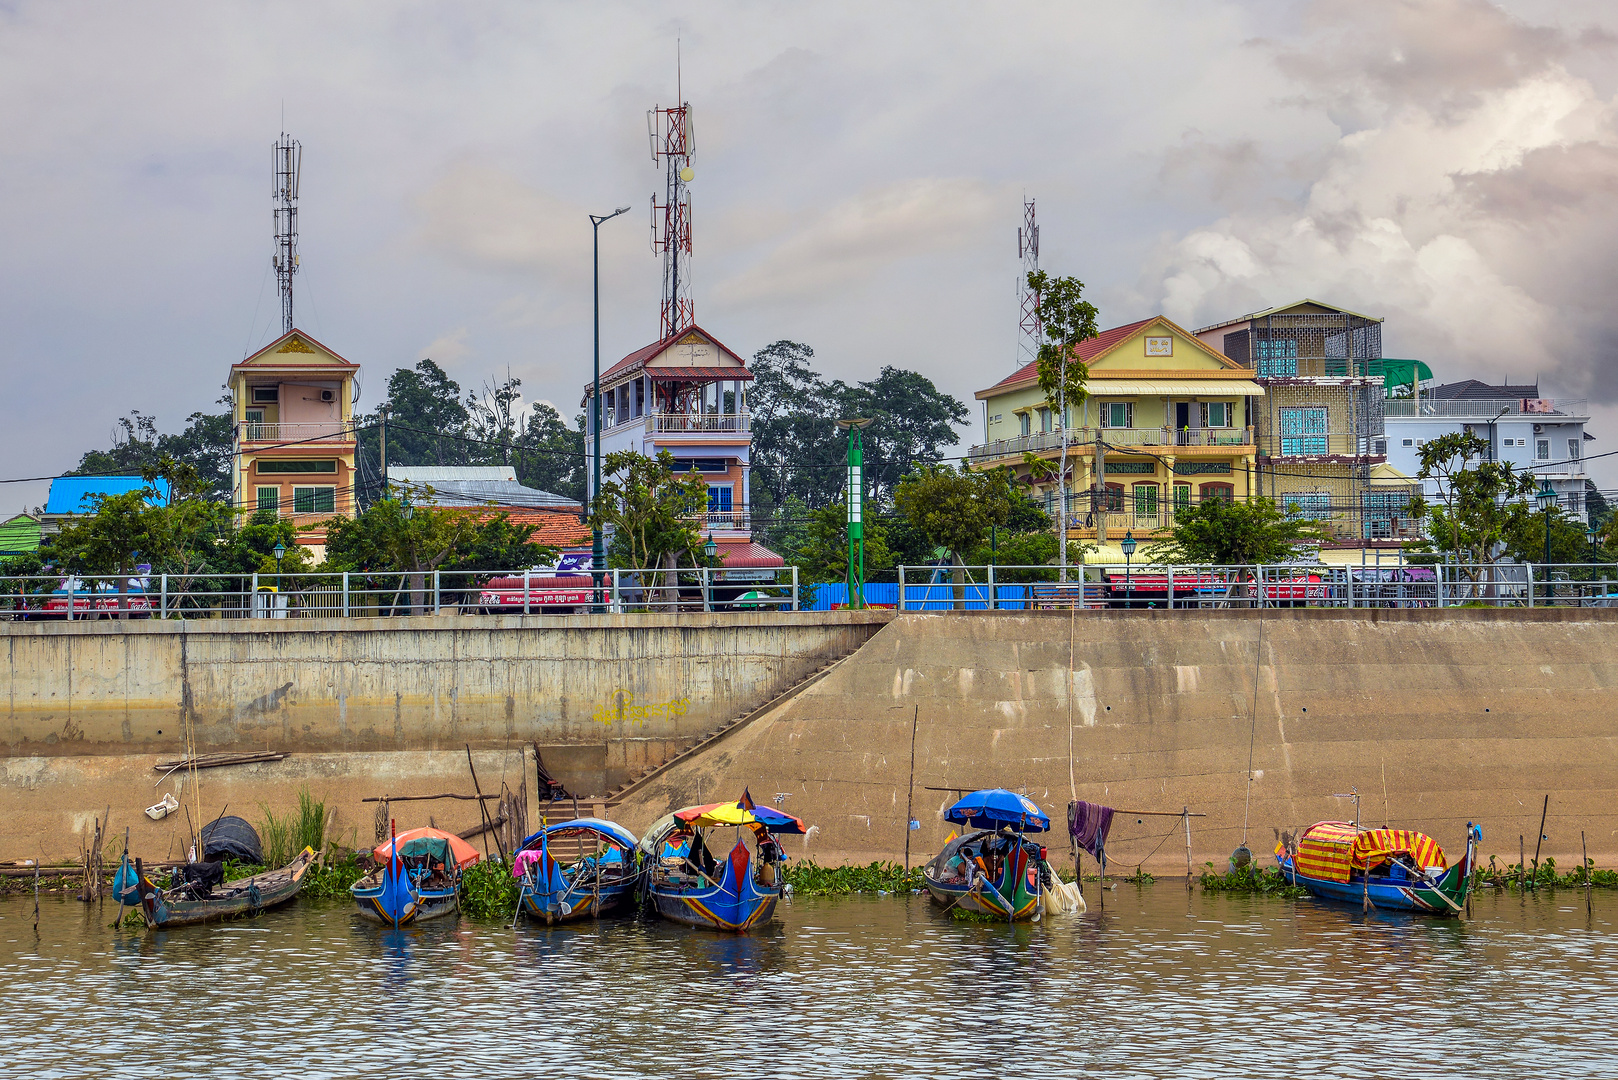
<box><xmin>1276</xmin><ymin>820</ymin><xmax>1480</xmax><ymax>916</ymax></box>
<box><xmin>352</xmin><ymin>827</ymin><xmax>480</xmax><ymax>926</ymax></box>
<box><xmin>639</xmin><ymin>794</ymin><xmax>806</xmax><ymax>933</ymax></box>
<box><xmin>515</xmin><ymin>818</ymin><xmax>642</xmax><ymax>924</ymax></box>
<box><xmin>922</xmin><ymin>789</ymin><xmax>1057</xmax><ymax>921</ymax></box>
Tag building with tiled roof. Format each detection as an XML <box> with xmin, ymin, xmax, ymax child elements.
<box><xmin>584</xmin><ymin>324</ymin><xmax>782</xmax><ymax>570</ymax></box>
<box><xmin>969</xmin><ymin>316</ymin><xmax>1263</xmax><ymax>555</ymax></box>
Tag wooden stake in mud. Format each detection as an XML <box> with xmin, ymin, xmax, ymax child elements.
<box><xmin>1520</xmin><ymin>834</ymin><xmax>1526</xmax><ymax>891</ymax></box>
<box><xmin>1582</xmin><ymin>830</ymin><xmax>1592</xmax><ymax>917</ymax></box>
<box><xmin>32</xmin><ymin>858</ymin><xmax>40</xmax><ymax>932</ymax></box>
<box><xmin>904</xmin><ymin>705</ymin><xmax>919</xmax><ymax>871</ymax></box>
<box><xmin>1183</xmin><ymin>807</ymin><xmax>1193</xmax><ymax>891</ymax></box>
<box><xmin>465</xmin><ymin>744</ymin><xmax>508</xmax><ymax>865</ymax></box>
<box><xmin>1531</xmin><ymin>794</ymin><xmax>1549</xmax><ymax>881</ymax></box>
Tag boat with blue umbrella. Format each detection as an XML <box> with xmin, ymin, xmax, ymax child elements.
<box><xmin>1276</xmin><ymin>820</ymin><xmax>1480</xmax><ymax>916</ymax></box>
<box><xmin>639</xmin><ymin>791</ymin><xmax>805</xmax><ymax>932</ymax></box>
<box><xmin>352</xmin><ymin>826</ymin><xmax>481</xmax><ymax>926</ymax></box>
<box><xmin>514</xmin><ymin>818</ymin><xmax>643</xmax><ymax>924</ymax></box>
<box><xmin>923</xmin><ymin>788</ymin><xmax>1062</xmax><ymax>921</ymax></box>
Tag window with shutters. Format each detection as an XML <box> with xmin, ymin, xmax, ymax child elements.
<box><xmin>1102</xmin><ymin>402</ymin><xmax>1133</xmax><ymax>428</ymax></box>
<box><xmin>293</xmin><ymin>487</ymin><xmax>335</xmax><ymax>514</ymax></box>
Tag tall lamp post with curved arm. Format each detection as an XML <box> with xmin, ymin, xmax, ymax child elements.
<box><xmin>589</xmin><ymin>206</ymin><xmax>632</xmax><ymax>613</ymax></box>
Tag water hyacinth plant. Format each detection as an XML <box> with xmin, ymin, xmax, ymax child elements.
<box><xmin>782</xmin><ymin>859</ymin><xmax>924</xmax><ymax>896</ymax></box>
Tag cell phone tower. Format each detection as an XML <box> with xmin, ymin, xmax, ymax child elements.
<box><xmin>649</xmin><ymin>74</ymin><xmax>694</xmax><ymax>339</ymax></box>
<box><xmin>1017</xmin><ymin>196</ymin><xmax>1040</xmax><ymax>367</ymax></box>
<box><xmin>272</xmin><ymin>133</ymin><xmax>302</xmax><ymax>334</ymax></box>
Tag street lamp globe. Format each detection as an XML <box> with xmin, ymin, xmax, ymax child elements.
<box><xmin>704</xmin><ymin>534</ymin><xmax>717</xmax><ymax>559</ymax></box>
<box><xmin>272</xmin><ymin>543</ymin><xmax>286</xmax><ymax>560</ymax></box>
<box><xmin>1536</xmin><ymin>483</ymin><xmax>1557</xmax><ymax>511</ymax></box>
<box><xmin>1120</xmin><ymin>532</ymin><xmax>1137</xmax><ymax>558</ymax></box>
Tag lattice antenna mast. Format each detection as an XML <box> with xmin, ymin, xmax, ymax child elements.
<box><xmin>1017</xmin><ymin>197</ymin><xmax>1040</xmax><ymax>367</ymax></box>
<box><xmin>272</xmin><ymin>133</ymin><xmax>302</xmax><ymax>334</ymax></box>
<box><xmin>648</xmin><ymin>94</ymin><xmax>694</xmax><ymax>339</ymax></box>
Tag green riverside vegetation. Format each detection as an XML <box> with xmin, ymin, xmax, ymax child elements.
<box><xmin>782</xmin><ymin>859</ymin><xmax>924</xmax><ymax>895</ymax></box>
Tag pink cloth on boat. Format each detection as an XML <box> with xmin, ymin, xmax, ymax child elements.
<box><xmin>513</xmin><ymin>848</ymin><xmax>546</xmax><ymax>880</ymax></box>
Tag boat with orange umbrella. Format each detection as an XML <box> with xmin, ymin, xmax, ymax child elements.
<box><xmin>638</xmin><ymin>792</ymin><xmax>805</xmax><ymax>932</ymax></box>
<box><xmin>352</xmin><ymin>825</ymin><xmax>482</xmax><ymax>926</ymax></box>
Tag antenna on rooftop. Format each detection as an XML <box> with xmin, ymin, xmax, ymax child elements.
<box><xmin>1017</xmin><ymin>196</ymin><xmax>1040</xmax><ymax>368</ymax></box>
<box><xmin>649</xmin><ymin>51</ymin><xmax>694</xmax><ymax>339</ymax></box>
<box><xmin>272</xmin><ymin>132</ymin><xmax>302</xmax><ymax>335</ymax></box>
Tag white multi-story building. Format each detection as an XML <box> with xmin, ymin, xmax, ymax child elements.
<box><xmin>1384</xmin><ymin>380</ymin><xmax>1592</xmax><ymax>519</ymax></box>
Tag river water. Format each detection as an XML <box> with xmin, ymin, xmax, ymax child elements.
<box><xmin>4</xmin><ymin>885</ymin><xmax>1615</xmax><ymax>1079</ymax></box>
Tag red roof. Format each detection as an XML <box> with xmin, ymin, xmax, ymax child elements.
<box><xmin>460</xmin><ymin>508</ymin><xmax>593</xmax><ymax>547</ymax></box>
<box><xmin>597</xmin><ymin>324</ymin><xmax>750</xmax><ymax>386</ymax></box>
<box><xmin>648</xmin><ymin>367</ymin><xmax>753</xmax><ymax>381</ymax></box>
<box><xmin>717</xmin><ymin>541</ymin><xmax>784</xmax><ymax>568</ymax></box>
<box><xmin>977</xmin><ymin>319</ymin><xmax>1153</xmax><ymax>398</ymax></box>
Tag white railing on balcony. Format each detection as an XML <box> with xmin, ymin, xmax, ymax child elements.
<box><xmin>647</xmin><ymin>412</ymin><xmax>751</xmax><ymax>434</ymax></box>
<box><xmin>699</xmin><ymin>510</ymin><xmax>750</xmax><ymax>531</ymax></box>
<box><xmin>968</xmin><ymin>426</ymin><xmax>1254</xmax><ymax>461</ymax></box>
<box><xmin>1383</xmin><ymin>398</ymin><xmax>1587</xmax><ymax>418</ymax></box>
<box><xmin>238</xmin><ymin>421</ymin><xmax>357</xmax><ymax>444</ymax></box>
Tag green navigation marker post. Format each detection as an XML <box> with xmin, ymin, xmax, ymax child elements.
<box><xmin>838</xmin><ymin>418</ymin><xmax>874</xmax><ymax>610</ymax></box>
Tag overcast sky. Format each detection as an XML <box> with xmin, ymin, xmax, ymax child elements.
<box><xmin>4</xmin><ymin>0</ymin><xmax>1618</xmax><ymax>514</ymax></box>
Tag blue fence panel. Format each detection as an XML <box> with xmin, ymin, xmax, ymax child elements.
<box><xmin>803</xmin><ymin>582</ymin><xmax>901</xmax><ymax>610</ymax></box>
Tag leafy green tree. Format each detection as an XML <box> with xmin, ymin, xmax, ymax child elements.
<box><xmin>1151</xmin><ymin>496</ymin><xmax>1332</xmax><ymax>565</ymax></box>
<box><xmin>514</xmin><ymin>403</ymin><xmax>586</xmax><ymax>504</ymax></box>
<box><xmin>1415</xmin><ymin>432</ymin><xmax>1538</xmax><ymax>568</ymax></box>
<box><xmin>588</xmin><ymin>450</ymin><xmax>709</xmax><ymax>572</ymax></box>
<box><xmin>894</xmin><ymin>464</ymin><xmax>1016</xmax><ymax>606</ymax></box>
<box><xmin>788</xmin><ymin>502</ymin><xmax>895</xmax><ymax>588</ymax></box>
<box><xmin>359</xmin><ymin>359</ymin><xmax>473</xmax><ymax>471</ymax></box>
<box><xmin>46</xmin><ymin>490</ymin><xmax>157</xmax><ymax>618</ymax></box>
<box><xmin>1026</xmin><ymin>271</ymin><xmax>1100</xmax><ymax>572</ymax></box>
<box><xmin>70</xmin><ymin>407</ymin><xmax>234</xmax><ymax>500</ymax></box>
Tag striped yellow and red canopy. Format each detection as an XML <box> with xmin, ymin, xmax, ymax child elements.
<box><xmin>1289</xmin><ymin>821</ymin><xmax>1448</xmax><ymax>883</ymax></box>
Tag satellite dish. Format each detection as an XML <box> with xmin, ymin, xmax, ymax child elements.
<box><xmin>679</xmin><ymin>166</ymin><xmax>695</xmax><ymax>183</ymax></box>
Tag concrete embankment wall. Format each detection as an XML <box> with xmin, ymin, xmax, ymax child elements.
<box><xmin>613</xmin><ymin>609</ymin><xmax>1618</xmax><ymax>873</ymax></box>
<box><xmin>0</xmin><ymin>612</ymin><xmax>889</xmax><ymax>860</ymax></box>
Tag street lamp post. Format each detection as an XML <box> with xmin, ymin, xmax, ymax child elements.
<box><xmin>704</xmin><ymin>533</ymin><xmax>717</xmax><ymax>612</ymax></box>
<box><xmin>589</xmin><ymin>205</ymin><xmax>632</xmax><ymax>614</ymax></box>
<box><xmin>1589</xmin><ymin>522</ymin><xmax>1599</xmax><ymax>563</ymax></box>
<box><xmin>836</xmin><ymin>418</ymin><xmax>874</xmax><ymax>610</ymax></box>
<box><xmin>1121</xmin><ymin>531</ymin><xmax>1136</xmax><ymax>608</ymax></box>
<box><xmin>1536</xmin><ymin>482</ymin><xmax>1557</xmax><ymax>601</ymax></box>
<box><xmin>273</xmin><ymin>542</ymin><xmax>285</xmax><ymax>592</ymax></box>
<box><xmin>1487</xmin><ymin>405</ymin><xmax>1509</xmax><ymax>462</ymax></box>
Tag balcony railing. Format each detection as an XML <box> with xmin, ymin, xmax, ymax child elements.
<box><xmin>1383</xmin><ymin>398</ymin><xmax>1587</xmax><ymax>418</ymax></box>
<box><xmin>648</xmin><ymin>412</ymin><xmax>751</xmax><ymax>434</ymax></box>
<box><xmin>698</xmin><ymin>510</ymin><xmax>750</xmax><ymax>531</ymax></box>
<box><xmin>238</xmin><ymin>421</ymin><xmax>357</xmax><ymax>444</ymax></box>
<box><xmin>1256</xmin><ymin>433</ymin><xmax>1380</xmax><ymax>458</ymax></box>
<box><xmin>967</xmin><ymin>426</ymin><xmax>1254</xmax><ymax>461</ymax></box>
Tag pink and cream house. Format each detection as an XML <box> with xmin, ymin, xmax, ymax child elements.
<box><xmin>229</xmin><ymin>329</ymin><xmax>359</xmax><ymax>558</ymax></box>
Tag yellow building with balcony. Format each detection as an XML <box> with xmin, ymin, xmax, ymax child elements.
<box><xmin>968</xmin><ymin>317</ymin><xmax>1263</xmax><ymax>555</ymax></box>
<box><xmin>229</xmin><ymin>328</ymin><xmax>359</xmax><ymax>559</ymax></box>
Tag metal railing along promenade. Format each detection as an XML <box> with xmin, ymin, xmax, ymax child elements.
<box><xmin>0</xmin><ymin>566</ymin><xmax>800</xmax><ymax>621</ymax></box>
<box><xmin>890</xmin><ymin>563</ymin><xmax>1618</xmax><ymax>611</ymax></box>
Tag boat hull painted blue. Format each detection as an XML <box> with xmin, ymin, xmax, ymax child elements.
<box><xmin>1278</xmin><ymin>854</ymin><xmax>1469</xmax><ymax>915</ymax></box>
<box><xmin>519</xmin><ymin>882</ymin><xmax>636</xmax><ymax>924</ymax></box>
<box><xmin>352</xmin><ymin>885</ymin><xmax>459</xmax><ymax>925</ymax></box>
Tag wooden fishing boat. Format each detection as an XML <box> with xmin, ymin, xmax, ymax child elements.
<box><xmin>639</xmin><ymin>794</ymin><xmax>805</xmax><ymax>933</ymax></box>
<box><xmin>923</xmin><ymin>828</ymin><xmax>1052</xmax><ymax>920</ymax></box>
<box><xmin>1275</xmin><ymin>821</ymin><xmax>1480</xmax><ymax>916</ymax></box>
<box><xmin>922</xmin><ymin>788</ymin><xmax>1061</xmax><ymax>922</ymax></box>
<box><xmin>515</xmin><ymin>818</ymin><xmax>642</xmax><ymax>924</ymax></box>
<box><xmin>353</xmin><ymin>827</ymin><xmax>481</xmax><ymax>926</ymax></box>
<box><xmin>133</xmin><ymin>847</ymin><xmax>316</xmax><ymax>929</ymax></box>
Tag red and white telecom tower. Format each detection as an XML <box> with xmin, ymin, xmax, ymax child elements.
<box><xmin>649</xmin><ymin>96</ymin><xmax>694</xmax><ymax>339</ymax></box>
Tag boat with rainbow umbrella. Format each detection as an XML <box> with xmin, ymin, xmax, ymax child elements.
<box><xmin>639</xmin><ymin>791</ymin><xmax>805</xmax><ymax>932</ymax></box>
<box><xmin>352</xmin><ymin>826</ymin><xmax>481</xmax><ymax>926</ymax></box>
<box><xmin>922</xmin><ymin>788</ymin><xmax>1066</xmax><ymax>922</ymax></box>
<box><xmin>1276</xmin><ymin>820</ymin><xmax>1481</xmax><ymax>915</ymax></box>
<box><xmin>514</xmin><ymin>818</ymin><xmax>643</xmax><ymax>924</ymax></box>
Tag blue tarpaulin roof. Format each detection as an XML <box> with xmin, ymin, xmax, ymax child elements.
<box><xmin>45</xmin><ymin>477</ymin><xmax>169</xmax><ymax>515</ymax></box>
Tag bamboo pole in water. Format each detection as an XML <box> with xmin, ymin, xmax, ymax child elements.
<box><xmin>904</xmin><ymin>706</ymin><xmax>918</xmax><ymax>871</ymax></box>
<box><xmin>1532</xmin><ymin>795</ymin><xmax>1549</xmax><ymax>881</ymax></box>
<box><xmin>1583</xmin><ymin>831</ymin><xmax>1592</xmax><ymax>916</ymax></box>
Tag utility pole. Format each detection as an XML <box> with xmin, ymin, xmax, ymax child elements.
<box><xmin>378</xmin><ymin>405</ymin><xmax>389</xmax><ymax>498</ymax></box>
<box><xmin>1094</xmin><ymin>432</ymin><xmax>1107</xmax><ymax>544</ymax></box>
<box><xmin>838</xmin><ymin>418</ymin><xmax>874</xmax><ymax>609</ymax></box>
<box><xmin>1057</xmin><ymin>347</ymin><xmax>1068</xmax><ymax>583</ymax></box>
<box><xmin>590</xmin><ymin>206</ymin><xmax>632</xmax><ymax>612</ymax></box>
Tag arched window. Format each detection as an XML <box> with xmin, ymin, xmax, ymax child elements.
<box><xmin>1132</xmin><ymin>482</ymin><xmax>1159</xmax><ymax>520</ymax></box>
<box><xmin>1102</xmin><ymin>483</ymin><xmax>1125</xmax><ymax>512</ymax></box>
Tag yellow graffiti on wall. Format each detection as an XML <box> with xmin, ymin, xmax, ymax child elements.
<box><xmin>592</xmin><ymin>688</ymin><xmax>691</xmax><ymax>727</ymax></box>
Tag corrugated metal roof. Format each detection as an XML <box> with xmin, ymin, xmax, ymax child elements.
<box><xmin>388</xmin><ymin>478</ymin><xmax>580</xmax><ymax>510</ymax></box>
<box><xmin>717</xmin><ymin>541</ymin><xmax>784</xmax><ymax>568</ymax></box>
<box><xmin>45</xmin><ymin>477</ymin><xmax>169</xmax><ymax>515</ymax></box>
<box><xmin>0</xmin><ymin>514</ymin><xmax>41</xmax><ymax>556</ymax></box>
<box><xmin>388</xmin><ymin>466</ymin><xmax>516</xmax><ymax>483</ymax></box>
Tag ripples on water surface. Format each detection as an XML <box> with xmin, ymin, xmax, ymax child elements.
<box><xmin>3</xmin><ymin>888</ymin><xmax>1615</xmax><ymax>1078</ymax></box>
